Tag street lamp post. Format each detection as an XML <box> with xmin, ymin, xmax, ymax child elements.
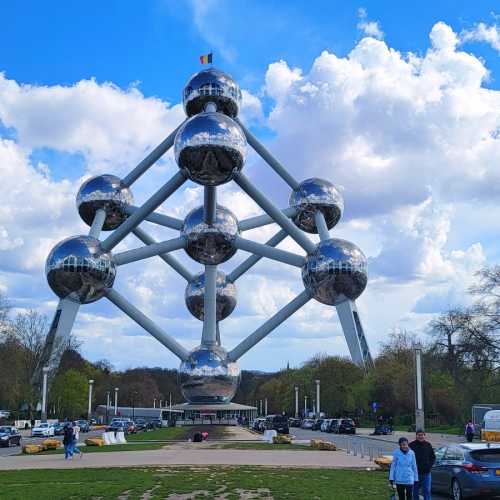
<box><xmin>105</xmin><ymin>391</ymin><xmax>110</xmax><ymax>424</ymax></box>
<box><xmin>294</xmin><ymin>386</ymin><xmax>299</xmax><ymax>418</ymax></box>
<box><xmin>88</xmin><ymin>379</ymin><xmax>94</xmax><ymax>421</ymax></box>
<box><xmin>264</xmin><ymin>398</ymin><xmax>268</xmax><ymax>416</ymax></box>
<box><xmin>415</xmin><ymin>348</ymin><xmax>425</xmax><ymax>431</ymax></box>
<box><xmin>153</xmin><ymin>398</ymin><xmax>156</xmax><ymax>408</ymax></box>
<box><xmin>315</xmin><ymin>379</ymin><xmax>320</xmax><ymax>416</ymax></box>
<box><xmin>114</xmin><ymin>387</ymin><xmax>119</xmax><ymax>415</ymax></box>
<box><xmin>304</xmin><ymin>395</ymin><xmax>308</xmax><ymax>417</ymax></box>
<box><xmin>132</xmin><ymin>391</ymin><xmax>137</xmax><ymax>421</ymax></box>
<box><xmin>41</xmin><ymin>366</ymin><xmax>50</xmax><ymax>421</ymax></box>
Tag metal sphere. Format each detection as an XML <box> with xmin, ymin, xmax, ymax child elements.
<box><xmin>183</xmin><ymin>68</ymin><xmax>242</xmax><ymax>118</ymax></box>
<box><xmin>302</xmin><ymin>238</ymin><xmax>367</xmax><ymax>306</ymax></box>
<box><xmin>185</xmin><ymin>271</ymin><xmax>237</xmax><ymax>321</ymax></box>
<box><xmin>289</xmin><ymin>178</ymin><xmax>344</xmax><ymax>234</ymax></box>
<box><xmin>76</xmin><ymin>174</ymin><xmax>133</xmax><ymax>231</ymax></box>
<box><xmin>182</xmin><ymin>205</ymin><xmax>239</xmax><ymax>265</ymax></box>
<box><xmin>178</xmin><ymin>345</ymin><xmax>241</xmax><ymax>404</ymax></box>
<box><xmin>174</xmin><ymin>112</ymin><xmax>247</xmax><ymax>186</ymax></box>
<box><xmin>46</xmin><ymin>235</ymin><xmax>116</xmax><ymax>304</ymax></box>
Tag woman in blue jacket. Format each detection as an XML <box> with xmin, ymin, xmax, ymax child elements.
<box><xmin>389</xmin><ymin>437</ymin><xmax>418</xmax><ymax>500</ymax></box>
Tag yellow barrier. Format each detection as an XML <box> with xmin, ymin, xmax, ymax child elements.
<box><xmin>310</xmin><ymin>439</ymin><xmax>337</xmax><ymax>451</ymax></box>
<box><xmin>23</xmin><ymin>444</ymin><xmax>44</xmax><ymax>454</ymax></box>
<box><xmin>85</xmin><ymin>438</ymin><xmax>104</xmax><ymax>447</ymax></box>
<box><xmin>273</xmin><ymin>434</ymin><xmax>293</xmax><ymax>444</ymax></box>
<box><xmin>42</xmin><ymin>439</ymin><xmax>61</xmax><ymax>450</ymax></box>
<box><xmin>374</xmin><ymin>455</ymin><xmax>393</xmax><ymax>470</ymax></box>
<box><xmin>481</xmin><ymin>430</ymin><xmax>500</xmax><ymax>442</ymax></box>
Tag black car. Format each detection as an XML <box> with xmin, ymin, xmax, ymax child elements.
<box><xmin>337</xmin><ymin>418</ymin><xmax>356</xmax><ymax>434</ymax></box>
<box><xmin>134</xmin><ymin>419</ymin><xmax>149</xmax><ymax>432</ymax></box>
<box><xmin>150</xmin><ymin>418</ymin><xmax>163</xmax><ymax>429</ymax></box>
<box><xmin>312</xmin><ymin>418</ymin><xmax>325</xmax><ymax>431</ymax></box>
<box><xmin>0</xmin><ymin>426</ymin><xmax>21</xmax><ymax>447</ymax></box>
<box><xmin>288</xmin><ymin>418</ymin><xmax>301</xmax><ymax>428</ymax></box>
<box><xmin>53</xmin><ymin>422</ymin><xmax>70</xmax><ymax>436</ymax></box>
<box><xmin>264</xmin><ymin>415</ymin><xmax>289</xmax><ymax>434</ymax></box>
<box><xmin>372</xmin><ymin>424</ymin><xmax>392</xmax><ymax>436</ymax></box>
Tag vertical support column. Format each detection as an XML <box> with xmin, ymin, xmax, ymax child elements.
<box><xmin>201</xmin><ymin>265</ymin><xmax>217</xmax><ymax>346</ymax></box>
<box><xmin>294</xmin><ymin>386</ymin><xmax>299</xmax><ymax>418</ymax></box>
<box><xmin>114</xmin><ymin>387</ymin><xmax>119</xmax><ymax>416</ymax></box>
<box><xmin>415</xmin><ymin>348</ymin><xmax>425</xmax><ymax>431</ymax></box>
<box><xmin>204</xmin><ymin>186</ymin><xmax>217</xmax><ymax>225</ymax></box>
<box><xmin>304</xmin><ymin>396</ymin><xmax>308</xmax><ymax>416</ymax></box>
<box><xmin>264</xmin><ymin>398</ymin><xmax>268</xmax><ymax>416</ymax></box>
<box><xmin>88</xmin><ymin>379</ymin><xmax>94</xmax><ymax>421</ymax></box>
<box><xmin>41</xmin><ymin>367</ymin><xmax>49</xmax><ymax>421</ymax></box>
<box><xmin>314</xmin><ymin>211</ymin><xmax>330</xmax><ymax>242</ymax></box>
<box><xmin>89</xmin><ymin>209</ymin><xmax>106</xmax><ymax>239</ymax></box>
<box><xmin>315</xmin><ymin>379</ymin><xmax>321</xmax><ymax>416</ymax></box>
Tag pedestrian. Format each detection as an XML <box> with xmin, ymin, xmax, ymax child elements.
<box><xmin>63</xmin><ymin>424</ymin><xmax>74</xmax><ymax>460</ymax></box>
<box><xmin>410</xmin><ymin>429</ymin><xmax>435</xmax><ymax>500</ymax></box>
<box><xmin>465</xmin><ymin>420</ymin><xmax>475</xmax><ymax>443</ymax></box>
<box><xmin>389</xmin><ymin>437</ymin><xmax>418</xmax><ymax>500</ymax></box>
<box><xmin>72</xmin><ymin>422</ymin><xmax>83</xmax><ymax>458</ymax></box>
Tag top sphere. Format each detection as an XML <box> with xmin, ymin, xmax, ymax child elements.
<box><xmin>76</xmin><ymin>175</ymin><xmax>133</xmax><ymax>231</ymax></box>
<box><xmin>289</xmin><ymin>178</ymin><xmax>344</xmax><ymax>234</ymax></box>
<box><xmin>46</xmin><ymin>235</ymin><xmax>116</xmax><ymax>304</ymax></box>
<box><xmin>302</xmin><ymin>238</ymin><xmax>367</xmax><ymax>306</ymax></box>
<box><xmin>183</xmin><ymin>68</ymin><xmax>242</xmax><ymax>118</ymax></box>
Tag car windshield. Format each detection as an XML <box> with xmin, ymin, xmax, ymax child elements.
<box><xmin>470</xmin><ymin>449</ymin><xmax>500</xmax><ymax>463</ymax></box>
<box><xmin>39</xmin><ymin>423</ymin><xmax>48</xmax><ymax>428</ymax></box>
<box><xmin>342</xmin><ymin>419</ymin><xmax>353</xmax><ymax>425</ymax></box>
<box><xmin>0</xmin><ymin>426</ymin><xmax>10</xmax><ymax>433</ymax></box>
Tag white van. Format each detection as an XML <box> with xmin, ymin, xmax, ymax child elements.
<box><xmin>482</xmin><ymin>409</ymin><xmax>500</xmax><ymax>441</ymax></box>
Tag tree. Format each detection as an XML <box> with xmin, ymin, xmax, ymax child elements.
<box><xmin>50</xmin><ymin>369</ymin><xmax>89</xmax><ymax>419</ymax></box>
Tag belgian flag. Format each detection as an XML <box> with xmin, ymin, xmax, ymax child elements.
<box><xmin>200</xmin><ymin>53</ymin><xmax>213</xmax><ymax>64</ymax></box>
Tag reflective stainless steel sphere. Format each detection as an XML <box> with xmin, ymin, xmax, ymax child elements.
<box><xmin>183</xmin><ymin>68</ymin><xmax>242</xmax><ymax>118</ymax></box>
<box><xmin>76</xmin><ymin>174</ymin><xmax>133</xmax><ymax>231</ymax></box>
<box><xmin>182</xmin><ymin>205</ymin><xmax>239</xmax><ymax>265</ymax></box>
<box><xmin>174</xmin><ymin>112</ymin><xmax>247</xmax><ymax>186</ymax></box>
<box><xmin>302</xmin><ymin>238</ymin><xmax>367</xmax><ymax>306</ymax></box>
<box><xmin>178</xmin><ymin>345</ymin><xmax>241</xmax><ymax>404</ymax></box>
<box><xmin>289</xmin><ymin>178</ymin><xmax>344</xmax><ymax>234</ymax></box>
<box><xmin>46</xmin><ymin>235</ymin><xmax>116</xmax><ymax>304</ymax></box>
<box><xmin>185</xmin><ymin>271</ymin><xmax>237</xmax><ymax>321</ymax></box>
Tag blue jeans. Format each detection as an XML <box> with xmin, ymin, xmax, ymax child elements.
<box><xmin>413</xmin><ymin>473</ymin><xmax>431</xmax><ymax>500</ymax></box>
<box><xmin>64</xmin><ymin>444</ymin><xmax>73</xmax><ymax>459</ymax></box>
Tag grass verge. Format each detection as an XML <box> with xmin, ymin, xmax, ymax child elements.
<box><xmin>0</xmin><ymin>466</ymin><xmax>387</xmax><ymax>499</ymax></box>
<box><xmin>209</xmin><ymin>442</ymin><xmax>311</xmax><ymax>451</ymax></box>
<box><xmin>37</xmin><ymin>443</ymin><xmax>165</xmax><ymax>455</ymax></box>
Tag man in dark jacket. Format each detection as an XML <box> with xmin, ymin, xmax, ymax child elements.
<box><xmin>409</xmin><ymin>430</ymin><xmax>435</xmax><ymax>500</ymax></box>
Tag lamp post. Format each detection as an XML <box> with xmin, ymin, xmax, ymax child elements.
<box><xmin>304</xmin><ymin>395</ymin><xmax>308</xmax><ymax>417</ymax></box>
<box><xmin>415</xmin><ymin>348</ymin><xmax>425</xmax><ymax>431</ymax></box>
<box><xmin>114</xmin><ymin>387</ymin><xmax>119</xmax><ymax>415</ymax></box>
<box><xmin>294</xmin><ymin>386</ymin><xmax>299</xmax><ymax>418</ymax></box>
<box><xmin>264</xmin><ymin>398</ymin><xmax>268</xmax><ymax>416</ymax></box>
<box><xmin>132</xmin><ymin>391</ymin><xmax>138</xmax><ymax>421</ymax></box>
<box><xmin>153</xmin><ymin>398</ymin><xmax>156</xmax><ymax>408</ymax></box>
<box><xmin>105</xmin><ymin>391</ymin><xmax>110</xmax><ymax>424</ymax></box>
<box><xmin>41</xmin><ymin>366</ymin><xmax>49</xmax><ymax>421</ymax></box>
<box><xmin>88</xmin><ymin>379</ymin><xmax>94</xmax><ymax>421</ymax></box>
<box><xmin>315</xmin><ymin>379</ymin><xmax>320</xmax><ymax>416</ymax></box>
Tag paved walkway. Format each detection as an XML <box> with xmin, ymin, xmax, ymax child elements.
<box><xmin>0</xmin><ymin>447</ymin><xmax>374</xmax><ymax>470</ymax></box>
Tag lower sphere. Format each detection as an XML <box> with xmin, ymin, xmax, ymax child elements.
<box><xmin>185</xmin><ymin>271</ymin><xmax>237</xmax><ymax>321</ymax></box>
<box><xmin>46</xmin><ymin>235</ymin><xmax>116</xmax><ymax>304</ymax></box>
<box><xmin>178</xmin><ymin>345</ymin><xmax>240</xmax><ymax>404</ymax></box>
<box><xmin>302</xmin><ymin>238</ymin><xmax>367</xmax><ymax>306</ymax></box>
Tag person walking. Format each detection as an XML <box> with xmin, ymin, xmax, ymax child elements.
<box><xmin>72</xmin><ymin>422</ymin><xmax>83</xmax><ymax>458</ymax></box>
<box><xmin>410</xmin><ymin>429</ymin><xmax>435</xmax><ymax>500</ymax></box>
<box><xmin>62</xmin><ymin>424</ymin><xmax>74</xmax><ymax>460</ymax></box>
<box><xmin>465</xmin><ymin>421</ymin><xmax>475</xmax><ymax>443</ymax></box>
<box><xmin>389</xmin><ymin>437</ymin><xmax>418</xmax><ymax>500</ymax></box>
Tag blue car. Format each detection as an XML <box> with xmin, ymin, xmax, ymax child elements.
<box><xmin>431</xmin><ymin>443</ymin><xmax>500</xmax><ymax>499</ymax></box>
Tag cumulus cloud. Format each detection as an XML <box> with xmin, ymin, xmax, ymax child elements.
<box><xmin>462</xmin><ymin>22</ymin><xmax>500</xmax><ymax>53</ymax></box>
<box><xmin>357</xmin><ymin>7</ymin><xmax>384</xmax><ymax>40</ymax></box>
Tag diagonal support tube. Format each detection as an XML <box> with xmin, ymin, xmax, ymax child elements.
<box><xmin>236</xmin><ymin>118</ymin><xmax>300</xmax><ymax>190</ymax></box>
<box><xmin>122</xmin><ymin>123</ymin><xmax>184</xmax><ymax>187</ymax></box>
<box><xmin>101</xmin><ymin>171</ymin><xmax>187</xmax><ymax>251</ymax></box>
<box><xmin>228</xmin><ymin>289</ymin><xmax>312</xmax><ymax>361</ymax></box>
<box><xmin>132</xmin><ymin>228</ymin><xmax>194</xmax><ymax>281</ymax></box>
<box><xmin>228</xmin><ymin>230</ymin><xmax>288</xmax><ymax>282</ymax></box>
<box><xmin>314</xmin><ymin>211</ymin><xmax>331</xmax><ymax>242</ymax></box>
<box><xmin>239</xmin><ymin>207</ymin><xmax>297</xmax><ymax>231</ymax></box>
<box><xmin>114</xmin><ymin>237</ymin><xmax>186</xmax><ymax>266</ymax></box>
<box><xmin>201</xmin><ymin>265</ymin><xmax>217</xmax><ymax>346</ymax></box>
<box><xmin>204</xmin><ymin>186</ymin><xmax>217</xmax><ymax>225</ymax></box>
<box><xmin>126</xmin><ymin>206</ymin><xmax>183</xmax><ymax>231</ymax></box>
<box><xmin>234</xmin><ymin>173</ymin><xmax>316</xmax><ymax>254</ymax></box>
<box><xmin>234</xmin><ymin>236</ymin><xmax>305</xmax><ymax>268</ymax></box>
<box><xmin>105</xmin><ymin>288</ymin><xmax>189</xmax><ymax>361</ymax></box>
<box><xmin>89</xmin><ymin>209</ymin><xmax>106</xmax><ymax>238</ymax></box>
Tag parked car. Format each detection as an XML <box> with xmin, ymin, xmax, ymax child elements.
<box><xmin>288</xmin><ymin>418</ymin><xmax>301</xmax><ymax>428</ymax></box>
<box><xmin>251</xmin><ymin>418</ymin><xmax>266</xmax><ymax>433</ymax></box>
<box><xmin>31</xmin><ymin>422</ymin><xmax>55</xmax><ymax>437</ymax></box>
<box><xmin>312</xmin><ymin>418</ymin><xmax>325</xmax><ymax>431</ymax></box>
<box><xmin>151</xmin><ymin>418</ymin><xmax>163</xmax><ymax>429</ymax></box>
<box><xmin>107</xmin><ymin>419</ymin><xmax>132</xmax><ymax>433</ymax></box>
<box><xmin>134</xmin><ymin>419</ymin><xmax>149</xmax><ymax>432</ymax></box>
<box><xmin>73</xmin><ymin>420</ymin><xmax>90</xmax><ymax>433</ymax></box>
<box><xmin>0</xmin><ymin>426</ymin><xmax>21</xmax><ymax>447</ymax></box>
<box><xmin>301</xmin><ymin>419</ymin><xmax>315</xmax><ymax>430</ymax></box>
<box><xmin>264</xmin><ymin>415</ymin><xmax>289</xmax><ymax>434</ymax></box>
<box><xmin>371</xmin><ymin>424</ymin><xmax>393</xmax><ymax>435</ymax></box>
<box><xmin>321</xmin><ymin>419</ymin><xmax>334</xmax><ymax>432</ymax></box>
<box><xmin>53</xmin><ymin>422</ymin><xmax>68</xmax><ymax>436</ymax></box>
<box><xmin>431</xmin><ymin>443</ymin><xmax>500</xmax><ymax>499</ymax></box>
<box><xmin>337</xmin><ymin>418</ymin><xmax>356</xmax><ymax>434</ymax></box>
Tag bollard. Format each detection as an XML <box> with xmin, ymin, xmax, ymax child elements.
<box><xmin>360</xmin><ymin>442</ymin><xmax>364</xmax><ymax>458</ymax></box>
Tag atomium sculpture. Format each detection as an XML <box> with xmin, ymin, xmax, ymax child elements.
<box><xmin>35</xmin><ymin>68</ymin><xmax>374</xmax><ymax>405</ymax></box>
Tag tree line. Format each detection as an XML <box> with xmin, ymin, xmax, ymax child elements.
<box><xmin>0</xmin><ymin>266</ymin><xmax>499</xmax><ymax>423</ymax></box>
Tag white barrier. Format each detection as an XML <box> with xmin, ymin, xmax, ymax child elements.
<box><xmin>109</xmin><ymin>431</ymin><xmax>117</xmax><ymax>444</ymax></box>
<box><xmin>102</xmin><ymin>432</ymin><xmax>111</xmax><ymax>445</ymax></box>
<box><xmin>263</xmin><ymin>430</ymin><xmax>277</xmax><ymax>443</ymax></box>
<box><xmin>116</xmin><ymin>431</ymin><xmax>127</xmax><ymax>444</ymax></box>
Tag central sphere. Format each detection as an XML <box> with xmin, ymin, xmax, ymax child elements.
<box><xmin>289</xmin><ymin>178</ymin><xmax>344</xmax><ymax>234</ymax></box>
<box><xmin>76</xmin><ymin>174</ymin><xmax>133</xmax><ymax>231</ymax></box>
<box><xmin>174</xmin><ymin>112</ymin><xmax>247</xmax><ymax>186</ymax></box>
<box><xmin>302</xmin><ymin>238</ymin><xmax>367</xmax><ymax>306</ymax></box>
<box><xmin>183</xmin><ymin>68</ymin><xmax>242</xmax><ymax>118</ymax></box>
<box><xmin>46</xmin><ymin>235</ymin><xmax>116</xmax><ymax>304</ymax></box>
<box><xmin>185</xmin><ymin>271</ymin><xmax>237</xmax><ymax>321</ymax></box>
<box><xmin>182</xmin><ymin>205</ymin><xmax>239</xmax><ymax>265</ymax></box>
<box><xmin>178</xmin><ymin>345</ymin><xmax>241</xmax><ymax>404</ymax></box>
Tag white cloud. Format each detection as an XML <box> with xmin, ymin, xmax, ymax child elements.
<box><xmin>462</xmin><ymin>22</ymin><xmax>500</xmax><ymax>53</ymax></box>
<box><xmin>357</xmin><ymin>7</ymin><xmax>384</xmax><ymax>40</ymax></box>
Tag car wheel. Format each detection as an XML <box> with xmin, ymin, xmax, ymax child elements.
<box><xmin>451</xmin><ymin>479</ymin><xmax>462</xmax><ymax>500</ymax></box>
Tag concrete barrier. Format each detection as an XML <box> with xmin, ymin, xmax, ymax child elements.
<box><xmin>116</xmin><ymin>431</ymin><xmax>127</xmax><ymax>444</ymax></box>
<box><xmin>102</xmin><ymin>432</ymin><xmax>111</xmax><ymax>445</ymax></box>
<box><xmin>263</xmin><ymin>430</ymin><xmax>277</xmax><ymax>443</ymax></box>
<box><xmin>109</xmin><ymin>431</ymin><xmax>117</xmax><ymax>444</ymax></box>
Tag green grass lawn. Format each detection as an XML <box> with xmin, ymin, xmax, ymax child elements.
<box><xmin>37</xmin><ymin>443</ymin><xmax>165</xmax><ymax>455</ymax></box>
<box><xmin>0</xmin><ymin>466</ymin><xmax>388</xmax><ymax>499</ymax></box>
<box><xmin>126</xmin><ymin>426</ymin><xmax>188</xmax><ymax>441</ymax></box>
<box><xmin>210</xmin><ymin>442</ymin><xmax>311</xmax><ymax>451</ymax></box>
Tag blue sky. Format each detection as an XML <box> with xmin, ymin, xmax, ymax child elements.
<box><xmin>1</xmin><ymin>0</ymin><xmax>500</xmax><ymax>372</ymax></box>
